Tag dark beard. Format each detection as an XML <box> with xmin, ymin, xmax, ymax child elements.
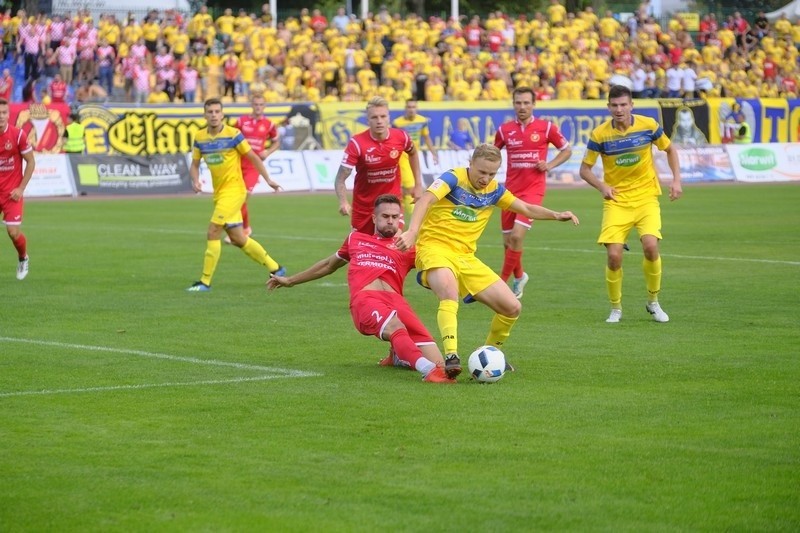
<box><xmin>377</xmin><ymin>227</ymin><xmax>397</xmax><ymax>238</ymax></box>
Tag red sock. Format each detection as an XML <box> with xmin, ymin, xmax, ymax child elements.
<box><xmin>12</xmin><ymin>233</ymin><xmax>27</xmax><ymax>259</ymax></box>
<box><xmin>514</xmin><ymin>250</ymin><xmax>524</xmax><ymax>279</ymax></box>
<box><xmin>241</xmin><ymin>202</ymin><xmax>250</xmax><ymax>230</ymax></box>
<box><xmin>389</xmin><ymin>329</ymin><xmax>422</xmax><ymax>368</ymax></box>
<box><xmin>501</xmin><ymin>248</ymin><xmax>522</xmax><ymax>282</ymax></box>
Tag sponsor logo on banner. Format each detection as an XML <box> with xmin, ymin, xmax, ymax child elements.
<box><xmin>726</xmin><ymin>142</ymin><xmax>800</xmax><ymax>182</ymax></box>
<box><xmin>76</xmin><ymin>104</ymin><xmax>297</xmax><ymax>155</ymax></box>
<box><xmin>739</xmin><ymin>148</ymin><xmax>776</xmax><ymax>171</ymax></box>
<box><xmin>11</xmin><ymin>103</ymin><xmax>70</xmax><ymax>153</ymax></box>
<box><xmin>25</xmin><ymin>154</ymin><xmax>75</xmax><ymax>197</ymax></box>
<box><xmin>70</xmin><ymin>154</ymin><xmax>193</xmax><ymax>194</ymax></box>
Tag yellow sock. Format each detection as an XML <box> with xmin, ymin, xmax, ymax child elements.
<box><xmin>403</xmin><ymin>193</ymin><xmax>414</xmax><ymax>215</ymax></box>
<box><xmin>241</xmin><ymin>237</ymin><xmax>280</xmax><ymax>272</ymax></box>
<box><xmin>437</xmin><ymin>299</ymin><xmax>459</xmax><ymax>355</ymax></box>
<box><xmin>606</xmin><ymin>266</ymin><xmax>623</xmax><ymax>308</ymax></box>
<box><xmin>485</xmin><ymin>313</ymin><xmax>519</xmax><ymax>348</ymax></box>
<box><xmin>643</xmin><ymin>257</ymin><xmax>662</xmax><ymax>303</ymax></box>
<box><xmin>200</xmin><ymin>239</ymin><xmax>222</xmax><ymax>286</ymax></box>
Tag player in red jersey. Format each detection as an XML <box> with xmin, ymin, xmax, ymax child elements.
<box><xmin>334</xmin><ymin>96</ymin><xmax>420</xmax><ymax>234</ymax></box>
<box><xmin>0</xmin><ymin>98</ymin><xmax>36</xmax><ymax>280</ymax></box>
<box><xmin>227</xmin><ymin>94</ymin><xmax>280</xmax><ymax>242</ymax></box>
<box><xmin>494</xmin><ymin>86</ymin><xmax>572</xmax><ymax>299</ymax></box>
<box><xmin>267</xmin><ymin>194</ymin><xmax>454</xmax><ymax>383</ymax></box>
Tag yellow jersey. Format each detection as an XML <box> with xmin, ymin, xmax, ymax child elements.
<box><xmin>419</xmin><ymin>167</ymin><xmax>516</xmax><ymax>255</ymax></box>
<box><xmin>583</xmin><ymin>114</ymin><xmax>670</xmax><ymax>201</ymax></box>
<box><xmin>392</xmin><ymin>115</ymin><xmax>430</xmax><ymax>149</ymax></box>
<box><xmin>192</xmin><ymin>125</ymin><xmax>251</xmax><ymax>195</ymax></box>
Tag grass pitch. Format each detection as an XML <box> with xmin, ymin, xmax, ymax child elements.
<box><xmin>1</xmin><ymin>184</ymin><xmax>798</xmax><ymax>531</ymax></box>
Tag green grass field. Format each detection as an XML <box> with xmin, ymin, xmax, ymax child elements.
<box><xmin>1</xmin><ymin>184</ymin><xmax>798</xmax><ymax>531</ymax></box>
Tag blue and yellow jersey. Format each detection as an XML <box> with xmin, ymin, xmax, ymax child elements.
<box><xmin>583</xmin><ymin>114</ymin><xmax>671</xmax><ymax>200</ymax></box>
<box><xmin>192</xmin><ymin>124</ymin><xmax>251</xmax><ymax>194</ymax></box>
<box><xmin>418</xmin><ymin>167</ymin><xmax>516</xmax><ymax>255</ymax></box>
<box><xmin>392</xmin><ymin>115</ymin><xmax>430</xmax><ymax>149</ymax></box>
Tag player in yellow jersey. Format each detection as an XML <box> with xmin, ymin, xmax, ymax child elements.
<box><xmin>579</xmin><ymin>85</ymin><xmax>682</xmax><ymax>323</ymax></box>
<box><xmin>395</xmin><ymin>144</ymin><xmax>579</xmax><ymax>377</ymax></box>
<box><xmin>187</xmin><ymin>98</ymin><xmax>284</xmax><ymax>292</ymax></box>
<box><xmin>392</xmin><ymin>100</ymin><xmax>438</xmax><ymax>214</ymax></box>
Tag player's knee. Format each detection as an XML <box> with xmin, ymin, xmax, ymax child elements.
<box><xmin>500</xmin><ymin>298</ymin><xmax>522</xmax><ymax>317</ymax></box>
<box><xmin>382</xmin><ymin>316</ymin><xmax>405</xmax><ymax>338</ymax></box>
<box><xmin>607</xmin><ymin>253</ymin><xmax>623</xmax><ymax>270</ymax></box>
<box><xmin>507</xmin><ymin>233</ymin><xmax>524</xmax><ymax>249</ymax></box>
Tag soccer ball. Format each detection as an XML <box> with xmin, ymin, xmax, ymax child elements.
<box><xmin>468</xmin><ymin>345</ymin><xmax>506</xmax><ymax>383</ymax></box>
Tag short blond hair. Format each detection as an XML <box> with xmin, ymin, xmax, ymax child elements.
<box><xmin>366</xmin><ymin>96</ymin><xmax>389</xmax><ymax>110</ymax></box>
<box><xmin>471</xmin><ymin>143</ymin><xmax>502</xmax><ymax>163</ymax></box>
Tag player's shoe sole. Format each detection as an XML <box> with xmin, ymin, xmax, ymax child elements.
<box><xmin>444</xmin><ymin>354</ymin><xmax>462</xmax><ymax>378</ymax></box>
<box><xmin>606</xmin><ymin>309</ymin><xmax>622</xmax><ymax>323</ymax></box>
<box><xmin>423</xmin><ymin>367</ymin><xmax>457</xmax><ymax>383</ymax></box>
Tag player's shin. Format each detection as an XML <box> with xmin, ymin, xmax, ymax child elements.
<box><xmin>437</xmin><ymin>299</ymin><xmax>459</xmax><ymax>355</ymax></box>
<box><xmin>643</xmin><ymin>257</ymin><xmax>662</xmax><ymax>302</ymax></box>
<box><xmin>201</xmin><ymin>239</ymin><xmax>222</xmax><ymax>286</ymax></box>
<box><xmin>485</xmin><ymin>313</ymin><xmax>518</xmax><ymax>348</ymax></box>
<box><xmin>240</xmin><ymin>237</ymin><xmax>280</xmax><ymax>272</ymax></box>
<box><xmin>606</xmin><ymin>266</ymin><xmax>623</xmax><ymax>308</ymax></box>
<box><xmin>501</xmin><ymin>248</ymin><xmax>522</xmax><ymax>282</ymax></box>
<box><xmin>389</xmin><ymin>329</ymin><xmax>434</xmax><ymax>375</ymax></box>
<box><xmin>12</xmin><ymin>233</ymin><xmax>27</xmax><ymax>259</ymax></box>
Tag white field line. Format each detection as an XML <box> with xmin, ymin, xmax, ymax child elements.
<box><xmin>0</xmin><ymin>336</ymin><xmax>321</xmax><ymax>398</ymax></box>
<box><xmin>0</xmin><ymin>376</ymin><xmax>285</xmax><ymax>398</ymax></box>
<box><xmin>26</xmin><ymin>224</ymin><xmax>800</xmax><ymax>266</ymax></box>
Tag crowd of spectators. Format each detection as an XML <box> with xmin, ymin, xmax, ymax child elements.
<box><xmin>0</xmin><ymin>1</ymin><xmax>797</xmax><ymax>106</ymax></box>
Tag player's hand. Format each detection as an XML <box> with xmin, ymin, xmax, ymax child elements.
<box><xmin>535</xmin><ymin>161</ymin><xmax>548</xmax><ymax>172</ymax></box>
<box><xmin>669</xmin><ymin>181</ymin><xmax>683</xmax><ymax>201</ymax></box>
<box><xmin>394</xmin><ymin>230</ymin><xmax>416</xmax><ymax>251</ymax></box>
<box><xmin>9</xmin><ymin>187</ymin><xmax>23</xmax><ymax>201</ymax></box>
<box><xmin>191</xmin><ymin>179</ymin><xmax>202</xmax><ymax>193</ymax></box>
<box><xmin>266</xmin><ymin>179</ymin><xmax>283</xmax><ymax>192</ymax></box>
<box><xmin>266</xmin><ymin>275</ymin><xmax>290</xmax><ymax>291</ymax></box>
<box><xmin>412</xmin><ymin>183</ymin><xmax>423</xmax><ymax>203</ymax></box>
<box><xmin>339</xmin><ymin>202</ymin><xmax>351</xmax><ymax>216</ymax></box>
<box><xmin>600</xmin><ymin>184</ymin><xmax>616</xmax><ymax>201</ymax></box>
<box><xmin>555</xmin><ymin>211</ymin><xmax>580</xmax><ymax>225</ymax></box>
<box><xmin>432</xmin><ymin>154</ymin><xmax>439</xmax><ymax>165</ymax></box>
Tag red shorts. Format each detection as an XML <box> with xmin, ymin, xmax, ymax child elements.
<box><xmin>501</xmin><ymin>189</ymin><xmax>543</xmax><ymax>232</ymax></box>
<box><xmin>242</xmin><ymin>168</ymin><xmax>260</xmax><ymax>192</ymax></box>
<box><xmin>350</xmin><ymin>290</ymin><xmax>434</xmax><ymax>342</ymax></box>
<box><xmin>0</xmin><ymin>194</ymin><xmax>23</xmax><ymax>225</ymax></box>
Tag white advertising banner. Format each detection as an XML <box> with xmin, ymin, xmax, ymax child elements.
<box><xmin>26</xmin><ymin>154</ymin><xmax>75</xmax><ymax>197</ymax></box>
<box><xmin>192</xmin><ymin>151</ymin><xmax>311</xmax><ymax>194</ymax></box>
<box><xmin>303</xmin><ymin>150</ymin><xmax>352</xmax><ymax>191</ymax></box>
<box><xmin>726</xmin><ymin>143</ymin><xmax>800</xmax><ymax>183</ymax></box>
<box><xmin>252</xmin><ymin>151</ymin><xmax>311</xmax><ymax>193</ymax></box>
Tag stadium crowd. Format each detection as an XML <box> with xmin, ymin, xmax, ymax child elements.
<box><xmin>0</xmin><ymin>2</ymin><xmax>797</xmax><ymax>105</ymax></box>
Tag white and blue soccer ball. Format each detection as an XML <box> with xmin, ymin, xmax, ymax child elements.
<box><xmin>468</xmin><ymin>345</ymin><xmax>506</xmax><ymax>383</ymax></box>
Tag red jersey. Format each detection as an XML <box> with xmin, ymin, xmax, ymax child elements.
<box><xmin>236</xmin><ymin>115</ymin><xmax>278</xmax><ymax>173</ymax></box>
<box><xmin>0</xmin><ymin>125</ymin><xmax>32</xmax><ymax>194</ymax></box>
<box><xmin>494</xmin><ymin>118</ymin><xmax>569</xmax><ymax>194</ymax></box>
<box><xmin>341</xmin><ymin>128</ymin><xmax>412</xmax><ymax>232</ymax></box>
<box><xmin>336</xmin><ymin>231</ymin><xmax>415</xmax><ymax>299</ymax></box>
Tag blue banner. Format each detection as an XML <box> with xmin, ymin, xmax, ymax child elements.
<box><xmin>318</xmin><ymin>100</ymin><xmax>663</xmax><ymax>150</ymax></box>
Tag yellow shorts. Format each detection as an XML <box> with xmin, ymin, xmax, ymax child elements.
<box><xmin>416</xmin><ymin>246</ymin><xmax>499</xmax><ymax>300</ymax></box>
<box><xmin>210</xmin><ymin>190</ymin><xmax>246</xmax><ymax>227</ymax></box>
<box><xmin>598</xmin><ymin>196</ymin><xmax>662</xmax><ymax>244</ymax></box>
<box><xmin>398</xmin><ymin>152</ymin><xmax>414</xmax><ymax>190</ymax></box>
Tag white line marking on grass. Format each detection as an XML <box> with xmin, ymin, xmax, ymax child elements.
<box><xmin>0</xmin><ymin>376</ymin><xmax>287</xmax><ymax>398</ymax></box>
<box><xmin>529</xmin><ymin>246</ymin><xmax>800</xmax><ymax>266</ymax></box>
<box><xmin>0</xmin><ymin>336</ymin><xmax>320</xmax><ymax>376</ymax></box>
